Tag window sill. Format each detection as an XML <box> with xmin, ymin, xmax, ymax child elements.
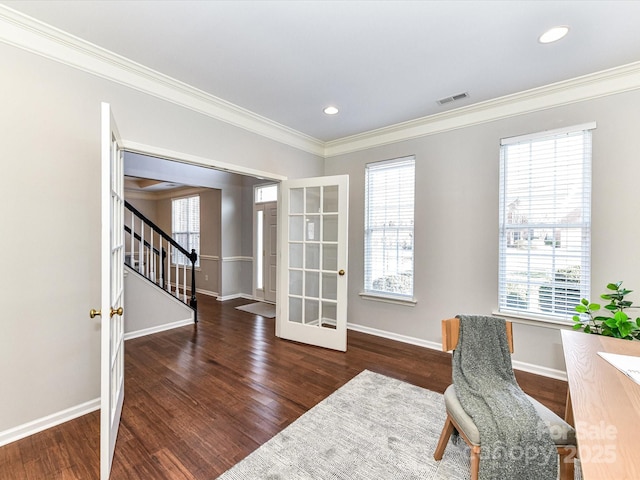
<box><xmin>359</xmin><ymin>292</ymin><xmax>417</xmax><ymax>306</ymax></box>
<box><xmin>492</xmin><ymin>309</ymin><xmax>574</xmax><ymax>329</ymax></box>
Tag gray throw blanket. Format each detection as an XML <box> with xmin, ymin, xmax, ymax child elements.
<box><xmin>452</xmin><ymin>315</ymin><xmax>557</xmax><ymax>480</ymax></box>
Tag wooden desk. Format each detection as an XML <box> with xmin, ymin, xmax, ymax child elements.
<box><xmin>561</xmin><ymin>330</ymin><xmax>640</xmax><ymax>479</ymax></box>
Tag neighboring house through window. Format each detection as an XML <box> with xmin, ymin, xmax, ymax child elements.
<box><xmin>363</xmin><ymin>155</ymin><xmax>416</xmax><ymax>302</ymax></box>
<box><xmin>498</xmin><ymin>123</ymin><xmax>595</xmax><ymax>319</ymax></box>
<box><xmin>172</xmin><ymin>194</ymin><xmax>200</xmax><ymax>267</ymax></box>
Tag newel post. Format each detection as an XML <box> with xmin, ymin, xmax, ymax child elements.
<box><xmin>190</xmin><ymin>248</ymin><xmax>198</xmax><ymax>322</ymax></box>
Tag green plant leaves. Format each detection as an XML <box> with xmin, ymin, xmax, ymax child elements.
<box><xmin>572</xmin><ymin>281</ymin><xmax>639</xmax><ymax>341</ymax></box>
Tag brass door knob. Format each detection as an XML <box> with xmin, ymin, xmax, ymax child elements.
<box><xmin>338</xmin><ymin>269</ymin><xmax>345</xmax><ymax>276</ymax></box>
<box><xmin>89</xmin><ymin>309</ymin><xmax>101</xmax><ymax>318</ymax></box>
<box><xmin>110</xmin><ymin>306</ymin><xmax>124</xmax><ymax>318</ymax></box>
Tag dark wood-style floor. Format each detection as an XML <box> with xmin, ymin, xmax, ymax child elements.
<box><xmin>0</xmin><ymin>295</ymin><xmax>568</xmax><ymax>479</ymax></box>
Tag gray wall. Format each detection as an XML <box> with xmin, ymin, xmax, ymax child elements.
<box><xmin>0</xmin><ymin>41</ymin><xmax>323</xmax><ymax>435</ymax></box>
<box><xmin>325</xmin><ymin>89</ymin><xmax>640</xmax><ymax>375</ymax></box>
<box><xmin>2</xmin><ymin>13</ymin><xmax>639</xmax><ymax>444</ymax></box>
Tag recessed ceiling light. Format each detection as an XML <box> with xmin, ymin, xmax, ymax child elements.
<box><xmin>323</xmin><ymin>106</ymin><xmax>339</xmax><ymax>115</ymax></box>
<box><xmin>539</xmin><ymin>26</ymin><xmax>569</xmax><ymax>44</ymax></box>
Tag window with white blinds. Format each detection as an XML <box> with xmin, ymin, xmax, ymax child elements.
<box><xmin>172</xmin><ymin>195</ymin><xmax>200</xmax><ymax>267</ymax></box>
<box><xmin>364</xmin><ymin>156</ymin><xmax>415</xmax><ymax>299</ymax></box>
<box><xmin>498</xmin><ymin>123</ymin><xmax>595</xmax><ymax>319</ymax></box>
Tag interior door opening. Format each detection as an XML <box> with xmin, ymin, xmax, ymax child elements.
<box><xmin>123</xmin><ymin>151</ymin><xmax>283</xmax><ymax>305</ymax></box>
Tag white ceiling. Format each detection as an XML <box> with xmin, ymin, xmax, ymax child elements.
<box><xmin>3</xmin><ymin>0</ymin><xmax>640</xmax><ymax>142</ymax></box>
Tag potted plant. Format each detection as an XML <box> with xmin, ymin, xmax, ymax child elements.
<box><xmin>572</xmin><ymin>281</ymin><xmax>640</xmax><ymax>340</ymax></box>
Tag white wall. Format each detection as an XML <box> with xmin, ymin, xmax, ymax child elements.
<box><xmin>325</xmin><ymin>89</ymin><xmax>640</xmax><ymax>376</ymax></box>
<box><xmin>123</xmin><ymin>267</ymin><xmax>194</xmax><ymax>337</ymax></box>
<box><xmin>0</xmin><ymin>41</ymin><xmax>323</xmax><ymax>437</ymax></box>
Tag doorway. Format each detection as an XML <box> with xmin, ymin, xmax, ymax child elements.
<box><xmin>254</xmin><ymin>184</ymin><xmax>278</xmax><ymax>303</ymax></box>
<box><xmin>255</xmin><ymin>202</ymin><xmax>277</xmax><ymax>303</ymax></box>
<box><xmin>123</xmin><ymin>147</ymin><xmax>285</xmax><ymax>303</ymax></box>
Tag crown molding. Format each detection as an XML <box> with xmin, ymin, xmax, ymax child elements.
<box><xmin>2</xmin><ymin>5</ymin><xmax>640</xmax><ymax>161</ymax></box>
<box><xmin>0</xmin><ymin>5</ymin><xmax>325</xmax><ymax>157</ymax></box>
<box><xmin>325</xmin><ymin>61</ymin><xmax>640</xmax><ymax>157</ymax></box>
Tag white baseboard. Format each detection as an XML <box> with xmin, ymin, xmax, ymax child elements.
<box><xmin>195</xmin><ymin>288</ymin><xmax>218</xmax><ymax>297</ymax></box>
<box><xmin>216</xmin><ymin>293</ymin><xmax>255</xmax><ymax>302</ymax></box>
<box><xmin>124</xmin><ymin>317</ymin><xmax>194</xmax><ymax>341</ymax></box>
<box><xmin>347</xmin><ymin>322</ymin><xmax>567</xmax><ymax>381</ymax></box>
<box><xmin>347</xmin><ymin>323</ymin><xmax>443</xmax><ymax>351</ymax></box>
<box><xmin>0</xmin><ymin>398</ymin><xmax>100</xmax><ymax>448</ymax></box>
<box><xmin>511</xmin><ymin>360</ymin><xmax>567</xmax><ymax>381</ymax></box>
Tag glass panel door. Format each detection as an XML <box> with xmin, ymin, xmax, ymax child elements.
<box><xmin>276</xmin><ymin>175</ymin><xmax>349</xmax><ymax>351</ymax></box>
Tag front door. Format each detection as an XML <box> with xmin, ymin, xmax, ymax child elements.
<box><xmin>263</xmin><ymin>201</ymin><xmax>278</xmax><ymax>303</ymax></box>
<box><xmin>276</xmin><ymin>175</ymin><xmax>349</xmax><ymax>351</ymax></box>
<box><xmin>98</xmin><ymin>102</ymin><xmax>125</xmax><ymax>479</ymax></box>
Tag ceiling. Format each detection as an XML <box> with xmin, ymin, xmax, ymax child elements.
<box><xmin>3</xmin><ymin>0</ymin><xmax>640</xmax><ymax>142</ymax></box>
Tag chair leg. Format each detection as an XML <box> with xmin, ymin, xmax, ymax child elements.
<box><xmin>470</xmin><ymin>445</ymin><xmax>481</xmax><ymax>480</ymax></box>
<box><xmin>558</xmin><ymin>447</ymin><xmax>575</xmax><ymax>480</ymax></box>
<box><xmin>434</xmin><ymin>414</ymin><xmax>455</xmax><ymax>460</ymax></box>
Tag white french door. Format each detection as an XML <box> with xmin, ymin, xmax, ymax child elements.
<box><xmin>98</xmin><ymin>102</ymin><xmax>125</xmax><ymax>479</ymax></box>
<box><xmin>276</xmin><ymin>175</ymin><xmax>349</xmax><ymax>351</ymax></box>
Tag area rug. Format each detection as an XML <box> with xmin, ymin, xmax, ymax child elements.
<box><xmin>216</xmin><ymin>370</ymin><xmax>581</xmax><ymax>480</ymax></box>
<box><xmin>235</xmin><ymin>302</ymin><xmax>276</xmax><ymax>318</ymax></box>
<box><xmin>216</xmin><ymin>370</ymin><xmax>468</xmax><ymax>479</ymax></box>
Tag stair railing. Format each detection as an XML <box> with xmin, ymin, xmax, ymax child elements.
<box><xmin>124</xmin><ymin>200</ymin><xmax>198</xmax><ymax>321</ymax></box>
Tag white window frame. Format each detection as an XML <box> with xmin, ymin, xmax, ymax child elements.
<box><xmin>171</xmin><ymin>194</ymin><xmax>200</xmax><ymax>268</ymax></box>
<box><xmin>498</xmin><ymin>122</ymin><xmax>595</xmax><ymax>322</ymax></box>
<box><xmin>255</xmin><ymin>183</ymin><xmax>278</xmax><ymax>203</ymax></box>
<box><xmin>362</xmin><ymin>155</ymin><xmax>416</xmax><ymax>305</ymax></box>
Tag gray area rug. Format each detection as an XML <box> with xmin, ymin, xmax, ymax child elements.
<box><xmin>235</xmin><ymin>302</ymin><xmax>276</xmax><ymax>318</ymax></box>
<box><xmin>216</xmin><ymin>370</ymin><xmax>581</xmax><ymax>480</ymax></box>
<box><xmin>216</xmin><ymin>370</ymin><xmax>469</xmax><ymax>479</ymax></box>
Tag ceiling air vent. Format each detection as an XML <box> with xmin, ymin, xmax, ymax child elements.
<box><xmin>437</xmin><ymin>92</ymin><xmax>469</xmax><ymax>106</ymax></box>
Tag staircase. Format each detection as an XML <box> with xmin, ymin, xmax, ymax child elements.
<box><xmin>124</xmin><ymin>200</ymin><xmax>198</xmax><ymax>322</ymax></box>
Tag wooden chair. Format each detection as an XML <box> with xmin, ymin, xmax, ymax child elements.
<box><xmin>433</xmin><ymin>318</ymin><xmax>576</xmax><ymax>480</ymax></box>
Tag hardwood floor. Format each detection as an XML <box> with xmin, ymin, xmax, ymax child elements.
<box><xmin>0</xmin><ymin>295</ymin><xmax>568</xmax><ymax>479</ymax></box>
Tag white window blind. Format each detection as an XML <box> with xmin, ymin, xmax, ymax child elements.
<box><xmin>498</xmin><ymin>123</ymin><xmax>594</xmax><ymax>319</ymax></box>
<box><xmin>364</xmin><ymin>156</ymin><xmax>415</xmax><ymax>298</ymax></box>
<box><xmin>172</xmin><ymin>195</ymin><xmax>200</xmax><ymax>267</ymax></box>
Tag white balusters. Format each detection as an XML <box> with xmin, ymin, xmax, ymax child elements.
<box><xmin>183</xmin><ymin>262</ymin><xmax>187</xmax><ymax>302</ymax></box>
<box><xmin>124</xmin><ymin>202</ymin><xmax>196</xmax><ymax>318</ymax></box>
<box><xmin>167</xmin><ymin>244</ymin><xmax>172</xmax><ymax>295</ymax></box>
<box><xmin>150</xmin><ymin>231</ymin><xmax>155</xmax><ymax>283</ymax></box>
<box><xmin>139</xmin><ymin>221</ymin><xmax>144</xmax><ymax>274</ymax></box>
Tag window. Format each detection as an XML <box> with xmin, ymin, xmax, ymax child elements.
<box><xmin>255</xmin><ymin>184</ymin><xmax>278</xmax><ymax>203</ymax></box>
<box><xmin>499</xmin><ymin>123</ymin><xmax>595</xmax><ymax>319</ymax></box>
<box><xmin>172</xmin><ymin>195</ymin><xmax>200</xmax><ymax>267</ymax></box>
<box><xmin>364</xmin><ymin>156</ymin><xmax>415</xmax><ymax>300</ymax></box>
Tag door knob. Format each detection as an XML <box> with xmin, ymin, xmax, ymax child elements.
<box><xmin>338</xmin><ymin>269</ymin><xmax>345</xmax><ymax>276</ymax></box>
<box><xmin>89</xmin><ymin>309</ymin><xmax>101</xmax><ymax>318</ymax></box>
<box><xmin>110</xmin><ymin>306</ymin><xmax>124</xmax><ymax>318</ymax></box>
